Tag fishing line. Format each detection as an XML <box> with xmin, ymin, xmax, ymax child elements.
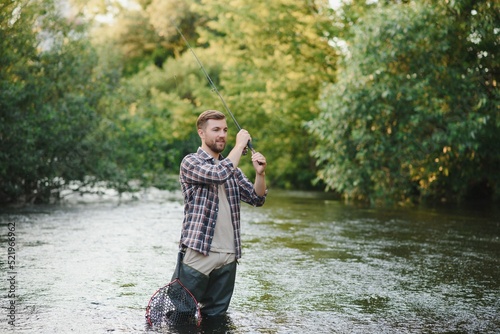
<box><xmin>173</xmin><ymin>23</ymin><xmax>257</xmax><ymax>154</ymax></box>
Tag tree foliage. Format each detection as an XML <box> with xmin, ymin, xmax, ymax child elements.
<box><xmin>0</xmin><ymin>0</ymin><xmax>111</xmax><ymax>203</ymax></box>
<box><xmin>2</xmin><ymin>0</ymin><xmax>498</xmax><ymax>206</ymax></box>
<box><xmin>177</xmin><ymin>0</ymin><xmax>338</xmax><ymax>188</ymax></box>
<box><xmin>308</xmin><ymin>0</ymin><xmax>499</xmax><ymax>204</ymax></box>
<box><xmin>91</xmin><ymin>0</ymin><xmax>338</xmax><ymax>189</ymax></box>
<box><xmin>0</xmin><ymin>0</ymin><xmax>176</xmax><ymax>204</ymax></box>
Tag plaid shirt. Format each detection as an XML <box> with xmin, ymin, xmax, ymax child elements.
<box><xmin>179</xmin><ymin>148</ymin><xmax>267</xmax><ymax>259</ymax></box>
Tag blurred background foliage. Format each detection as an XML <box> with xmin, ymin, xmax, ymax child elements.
<box><xmin>1</xmin><ymin>0</ymin><xmax>498</xmax><ymax>205</ymax></box>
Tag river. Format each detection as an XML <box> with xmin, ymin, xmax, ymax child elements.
<box><xmin>1</xmin><ymin>189</ymin><xmax>499</xmax><ymax>333</ymax></box>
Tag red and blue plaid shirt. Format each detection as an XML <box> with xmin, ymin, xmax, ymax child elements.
<box><xmin>179</xmin><ymin>148</ymin><xmax>267</xmax><ymax>259</ymax></box>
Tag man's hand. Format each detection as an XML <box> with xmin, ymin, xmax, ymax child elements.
<box><xmin>252</xmin><ymin>151</ymin><xmax>267</xmax><ymax>196</ymax></box>
<box><xmin>236</xmin><ymin>129</ymin><xmax>251</xmax><ymax>152</ymax></box>
<box><xmin>252</xmin><ymin>152</ymin><xmax>266</xmax><ymax>175</ymax></box>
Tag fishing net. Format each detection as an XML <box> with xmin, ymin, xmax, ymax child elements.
<box><xmin>146</xmin><ymin>252</ymin><xmax>201</xmax><ymax>327</ymax></box>
<box><xmin>146</xmin><ymin>279</ymin><xmax>200</xmax><ymax>327</ymax></box>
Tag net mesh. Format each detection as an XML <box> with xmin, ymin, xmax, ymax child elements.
<box><xmin>146</xmin><ymin>280</ymin><xmax>200</xmax><ymax>327</ymax></box>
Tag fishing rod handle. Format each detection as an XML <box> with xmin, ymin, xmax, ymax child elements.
<box><xmin>247</xmin><ymin>140</ymin><xmax>255</xmax><ymax>152</ymax></box>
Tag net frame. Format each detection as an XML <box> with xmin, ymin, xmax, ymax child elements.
<box><xmin>145</xmin><ymin>251</ymin><xmax>201</xmax><ymax>327</ymax></box>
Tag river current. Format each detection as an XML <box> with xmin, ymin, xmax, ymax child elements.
<box><xmin>1</xmin><ymin>189</ymin><xmax>499</xmax><ymax>333</ymax></box>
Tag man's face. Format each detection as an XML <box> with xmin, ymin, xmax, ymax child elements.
<box><xmin>199</xmin><ymin>118</ymin><xmax>228</xmax><ymax>154</ymax></box>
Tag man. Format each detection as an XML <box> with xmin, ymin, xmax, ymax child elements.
<box><xmin>174</xmin><ymin>109</ymin><xmax>267</xmax><ymax>317</ymax></box>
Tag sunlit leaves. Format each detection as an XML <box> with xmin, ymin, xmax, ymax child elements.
<box><xmin>191</xmin><ymin>0</ymin><xmax>337</xmax><ymax>188</ymax></box>
<box><xmin>309</xmin><ymin>0</ymin><xmax>500</xmax><ymax>204</ymax></box>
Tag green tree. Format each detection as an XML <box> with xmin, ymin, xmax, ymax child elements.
<box><xmin>189</xmin><ymin>0</ymin><xmax>337</xmax><ymax>188</ymax></box>
<box><xmin>90</xmin><ymin>0</ymin><xmax>338</xmax><ymax>189</ymax></box>
<box><xmin>91</xmin><ymin>57</ymin><xmax>204</xmax><ymax>191</ymax></box>
<box><xmin>86</xmin><ymin>0</ymin><xmax>204</xmax><ymax>76</ymax></box>
<box><xmin>88</xmin><ymin>0</ymin><xmax>223</xmax><ymax>188</ymax></box>
<box><xmin>0</xmin><ymin>0</ymin><xmax>113</xmax><ymax>203</ymax></box>
<box><xmin>308</xmin><ymin>0</ymin><xmax>500</xmax><ymax>204</ymax></box>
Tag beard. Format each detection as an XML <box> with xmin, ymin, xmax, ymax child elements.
<box><xmin>207</xmin><ymin>140</ymin><xmax>226</xmax><ymax>153</ymax></box>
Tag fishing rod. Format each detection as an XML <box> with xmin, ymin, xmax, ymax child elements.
<box><xmin>173</xmin><ymin>24</ymin><xmax>257</xmax><ymax>154</ymax></box>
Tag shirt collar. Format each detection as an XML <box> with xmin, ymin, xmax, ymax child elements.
<box><xmin>197</xmin><ymin>147</ymin><xmax>225</xmax><ymax>162</ymax></box>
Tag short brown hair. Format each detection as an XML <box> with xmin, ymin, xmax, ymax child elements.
<box><xmin>197</xmin><ymin>110</ymin><xmax>226</xmax><ymax>129</ymax></box>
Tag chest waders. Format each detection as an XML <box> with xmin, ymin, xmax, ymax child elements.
<box><xmin>173</xmin><ymin>248</ymin><xmax>237</xmax><ymax>317</ymax></box>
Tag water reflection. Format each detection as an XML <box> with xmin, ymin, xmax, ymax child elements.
<box><xmin>0</xmin><ymin>190</ymin><xmax>499</xmax><ymax>333</ymax></box>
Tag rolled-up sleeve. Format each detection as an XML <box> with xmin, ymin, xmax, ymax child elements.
<box><xmin>181</xmin><ymin>153</ymin><xmax>236</xmax><ymax>185</ymax></box>
<box><xmin>235</xmin><ymin>169</ymin><xmax>267</xmax><ymax>207</ymax></box>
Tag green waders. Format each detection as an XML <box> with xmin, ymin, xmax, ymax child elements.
<box><xmin>173</xmin><ymin>255</ymin><xmax>237</xmax><ymax>317</ymax></box>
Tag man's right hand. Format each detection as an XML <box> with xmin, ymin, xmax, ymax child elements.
<box><xmin>235</xmin><ymin>129</ymin><xmax>251</xmax><ymax>152</ymax></box>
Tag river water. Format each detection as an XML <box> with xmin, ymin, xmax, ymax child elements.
<box><xmin>1</xmin><ymin>189</ymin><xmax>499</xmax><ymax>333</ymax></box>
